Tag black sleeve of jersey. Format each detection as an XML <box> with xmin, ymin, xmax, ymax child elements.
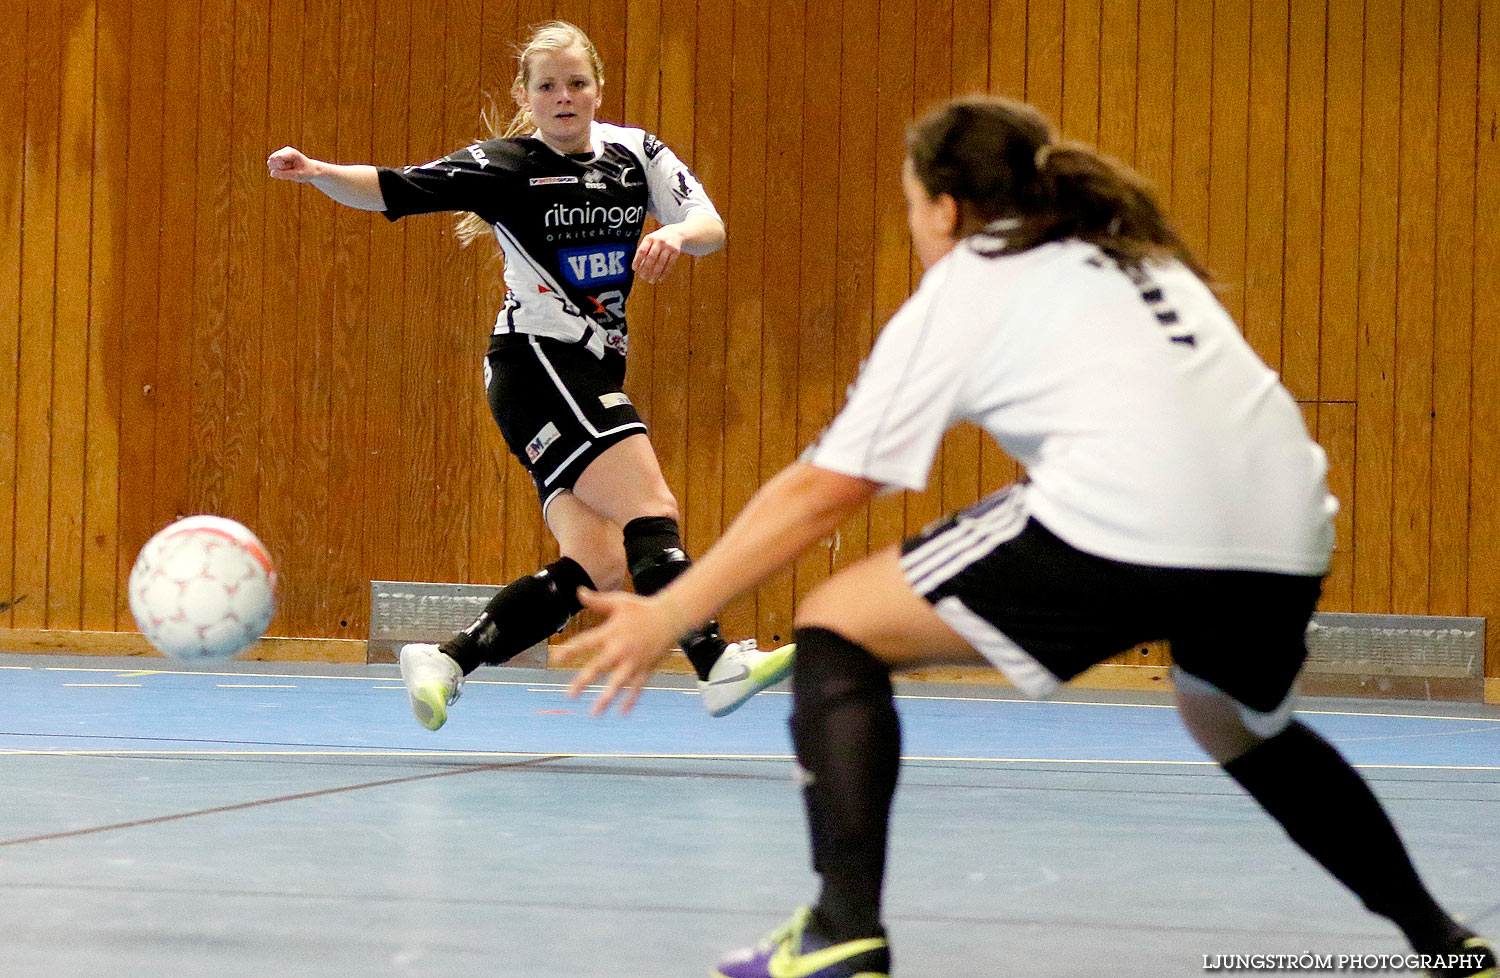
<box><xmin>377</xmin><ymin>139</ymin><xmax>520</xmax><ymax>223</ymax></box>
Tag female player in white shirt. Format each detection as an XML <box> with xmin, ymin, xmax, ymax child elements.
<box><xmin>268</xmin><ymin>21</ymin><xmax>792</xmax><ymax>729</ymax></box>
<box><xmin>566</xmin><ymin>96</ymin><xmax>1496</xmax><ymax>978</ymax></box>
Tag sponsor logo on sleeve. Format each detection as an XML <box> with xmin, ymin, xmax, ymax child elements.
<box><xmin>525</xmin><ymin>422</ymin><xmax>562</xmax><ymax>463</ymax></box>
<box><xmin>466</xmin><ymin>143</ymin><xmax>491</xmax><ymax>167</ymax></box>
<box><xmin>559</xmin><ymin>245</ymin><xmax>632</xmax><ymax>287</ymax></box>
<box><xmin>599</xmin><ymin>392</ymin><xmax>632</xmax><ymax>409</ymax></box>
<box><xmin>641</xmin><ymin>133</ymin><xmax>665</xmax><ymax>160</ymax></box>
<box><xmin>529</xmin><ymin>175</ymin><xmax>580</xmax><ymax>186</ymax></box>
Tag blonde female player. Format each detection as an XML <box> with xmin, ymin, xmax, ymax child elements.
<box><xmin>267</xmin><ymin>20</ymin><xmax>792</xmax><ymax>729</ymax></box>
<box><xmin>565</xmin><ymin>96</ymin><xmax>1497</xmax><ymax>978</ymax></box>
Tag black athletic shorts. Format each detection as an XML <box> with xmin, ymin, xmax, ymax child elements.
<box><xmin>899</xmin><ymin>486</ymin><xmax>1325</xmax><ymax>715</ymax></box>
<box><xmin>484</xmin><ymin>333</ymin><xmax>647</xmax><ymax>511</ymax></box>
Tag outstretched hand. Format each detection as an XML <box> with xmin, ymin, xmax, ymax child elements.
<box><xmin>266</xmin><ymin>146</ymin><xmax>318</xmax><ymax>182</ymax></box>
<box><xmin>564</xmin><ymin>588</ymin><xmax>689</xmax><ymax>715</ymax></box>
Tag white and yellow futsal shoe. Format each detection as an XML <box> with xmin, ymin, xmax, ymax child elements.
<box><xmin>699</xmin><ymin>640</ymin><xmax>796</xmax><ymax>717</ymax></box>
<box><xmin>398</xmin><ymin>643</ymin><xmax>464</xmax><ymax>731</ymax></box>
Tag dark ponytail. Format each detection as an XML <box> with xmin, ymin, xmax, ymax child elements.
<box><xmin>906</xmin><ymin>95</ymin><xmax>1206</xmax><ymax>278</ymax></box>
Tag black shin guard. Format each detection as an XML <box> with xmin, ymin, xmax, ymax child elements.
<box><xmin>623</xmin><ymin>515</ymin><xmax>726</xmax><ymax>680</ymax></box>
<box><xmin>623</xmin><ymin>516</ymin><xmax>690</xmax><ymax>595</ymax></box>
<box><xmin>1224</xmin><ymin>720</ymin><xmax>1466</xmax><ymax>953</ymax></box>
<box><xmin>790</xmin><ymin>626</ymin><xmax>900</xmax><ymax>943</ymax></box>
<box><xmin>441</xmin><ymin>557</ymin><xmax>594</xmax><ymax>675</ymax></box>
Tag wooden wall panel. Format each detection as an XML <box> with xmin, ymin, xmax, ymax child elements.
<box><xmin>1170</xmin><ymin>0</ymin><xmax>1211</xmax><ymax>262</ymax></box>
<box><xmin>396</xmin><ymin>0</ymin><xmax>446</xmax><ymax>591</ymax></box>
<box><xmin>156</xmin><ymin>0</ymin><xmax>198</xmax><ymax>535</ymax></box>
<box><xmin>224</xmin><ymin>0</ymin><xmax>269</xmax><ymax>557</ymax></box>
<box><xmin>17</xmin><ymin>0</ymin><xmax>62</xmax><ymax>631</ymax></box>
<box><xmin>757</xmin><ymin>0</ymin><xmax>803</xmax><ymax>646</ymax></box>
<box><xmin>1097</xmin><ymin>0</ymin><xmax>1137</xmax><ymax>165</ymax></box>
<box><xmin>1244</xmin><ymin>0</ymin><xmax>1288</xmax><ymax>372</ymax></box>
<box><xmin>262</xmin><ymin>0</ymin><xmax>305</xmax><ymax>631</ymax></box>
<box><xmin>830</xmin><ymin>0</ymin><xmax>879</xmax><ymax>576</ymax></box>
<box><xmin>944</xmin><ymin>0</ymin><xmax>988</xmax><ymax>515</ymax></box>
<box><xmin>49</xmin><ymin>0</ymin><xmax>96</xmax><ymax>631</ymax></box>
<box><xmin>1319</xmin><ymin>402</ymin><xmax>1357</xmax><ymax>613</ymax></box>
<box><xmin>989</xmin><ymin>1</ymin><xmax>1026</xmax><ymax>100</ymax></box>
<box><xmin>1</xmin><ymin>0</ymin><xmax>27</xmax><ymax>628</ymax></box>
<box><xmin>116</xmin><ymin>0</ymin><xmax>165</xmax><ymax>630</ymax></box>
<box><xmin>82</xmin><ymin>0</ymin><xmax>129</xmax><ymax>630</ymax></box>
<box><xmin>1280</xmin><ymin>0</ymin><xmax>1323</xmax><ymax>403</ymax></box>
<box><xmin>1134</xmin><ymin>0</ymin><xmax>1175</xmax><ymax>202</ymax></box>
<box><xmin>192</xmin><ymin>0</ymin><xmax>233</xmax><ymax>525</ymax></box>
<box><xmin>8</xmin><ymin>0</ymin><xmax>1499</xmax><ymax>681</ymax></box>
<box><xmin>1353</xmin><ymin>0</ymin><xmax>1399</xmax><ymax>613</ymax></box>
<box><xmin>719</xmin><ymin>0</ymin><xmax>770</xmax><ymax>641</ymax></box>
<box><xmin>905</xmin><ymin>0</ymin><xmax>950</xmax><ymax>541</ymax></box>
<box><xmin>867</xmin><ymin>0</ymin><xmax>913</xmax><ymax>558</ymax></box>
<box><xmin>1474</xmin><ymin>0</ymin><xmax>1500</xmax><ymax>679</ymax></box>
<box><xmin>1320</xmin><ymin>0</ymin><xmax>1361</xmax><ymax>405</ymax></box>
<box><xmin>328</xmin><ymin>0</ymin><xmax>375</xmax><ymax>634</ymax></box>
<box><xmin>1393</xmin><ymin>0</ymin><xmax>1440</xmax><ymax>615</ymax></box>
<box><xmin>1061</xmin><ymin>0</ymin><xmax>1100</xmax><ymax>145</ymax></box>
<box><xmin>1431</xmin><ymin>0</ymin><xmax>1478</xmax><ymax>618</ymax></box>
<box><xmin>365</xmin><ymin>0</ymin><xmax>412</xmax><ymax>589</ymax></box>
<box><xmin>684</xmin><ymin>0</ymin><xmax>732</xmax><ymax>589</ymax></box>
<box><xmin>1025</xmin><ymin>0</ymin><xmax>1064</xmax><ymax>121</ymax></box>
<box><xmin>1208</xmin><ymin>0</ymin><xmax>1250</xmax><ymax>327</ymax></box>
<box><xmin>791</xmin><ymin>0</ymin><xmax>842</xmax><ymax>608</ymax></box>
<box><xmin>650</xmin><ymin>0</ymin><xmax>692</xmax><ymax>543</ymax></box>
<box><xmin>437</xmin><ymin>0</ymin><xmax>484</xmax><ymax>593</ymax></box>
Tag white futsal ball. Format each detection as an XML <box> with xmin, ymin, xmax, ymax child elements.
<box><xmin>128</xmin><ymin>515</ymin><xmax>278</xmax><ymax>660</ymax></box>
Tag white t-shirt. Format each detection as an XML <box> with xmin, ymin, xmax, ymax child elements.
<box><xmin>805</xmin><ymin>237</ymin><xmax>1337</xmax><ymax>576</ymax></box>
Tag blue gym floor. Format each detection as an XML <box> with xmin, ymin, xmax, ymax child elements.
<box><xmin>2</xmin><ymin>653</ymin><xmax>1496</xmax><ymax>977</ymax></box>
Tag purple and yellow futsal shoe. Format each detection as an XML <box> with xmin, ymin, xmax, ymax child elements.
<box><xmin>714</xmin><ymin>907</ymin><xmax>890</xmax><ymax>978</ymax></box>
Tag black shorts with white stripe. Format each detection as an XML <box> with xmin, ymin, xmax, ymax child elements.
<box><xmin>900</xmin><ymin>486</ymin><xmax>1324</xmax><ymax>714</ymax></box>
<box><xmin>485</xmin><ymin>333</ymin><xmax>647</xmax><ymax>511</ymax></box>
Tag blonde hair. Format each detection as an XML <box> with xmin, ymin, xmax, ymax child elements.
<box><xmin>455</xmin><ymin>21</ymin><xmax>605</xmax><ymax>248</ymax></box>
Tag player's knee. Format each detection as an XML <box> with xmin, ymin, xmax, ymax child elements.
<box><xmin>623</xmin><ymin>515</ymin><xmax>689</xmax><ymax>595</ymax></box>
<box><xmin>635</xmin><ymin>490</ymin><xmax>679</xmax><ymax>523</ymax></box>
<box><xmin>794</xmin><ymin>577</ymin><xmax>863</xmax><ymax>635</ymax></box>
<box><xmin>566</xmin><ymin>547</ymin><xmax>626</xmax><ymax>592</ymax></box>
<box><xmin>1173</xmin><ymin>669</ymin><xmax>1286</xmax><ymax>763</ymax></box>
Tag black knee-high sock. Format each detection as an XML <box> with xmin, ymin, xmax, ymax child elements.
<box><xmin>791</xmin><ymin>626</ymin><xmax>901</xmax><ymax>943</ymax></box>
<box><xmin>440</xmin><ymin>557</ymin><xmax>594</xmax><ymax>675</ymax></box>
<box><xmin>624</xmin><ymin>515</ymin><xmax>727</xmax><ymax>680</ymax></box>
<box><xmin>1224</xmin><ymin>720</ymin><xmax>1467</xmax><ymax>953</ymax></box>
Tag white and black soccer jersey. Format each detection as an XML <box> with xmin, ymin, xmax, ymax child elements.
<box><xmin>377</xmin><ymin>121</ymin><xmax>721</xmax><ymax>360</ymax></box>
<box><xmin>806</xmin><ymin>236</ymin><xmax>1338</xmax><ymax>577</ymax></box>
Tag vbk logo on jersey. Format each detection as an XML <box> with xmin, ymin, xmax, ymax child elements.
<box><xmin>559</xmin><ymin>245</ymin><xmax>631</xmax><ymax>287</ymax></box>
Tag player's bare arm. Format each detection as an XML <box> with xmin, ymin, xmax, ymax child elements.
<box><xmin>267</xmin><ymin>147</ymin><xmax>386</xmax><ymax>211</ymax></box>
<box><xmin>566</xmin><ymin>463</ymin><xmax>877</xmax><ymax>714</ymax></box>
<box><xmin>633</xmin><ymin>212</ymin><xmax>725</xmax><ymax>284</ymax></box>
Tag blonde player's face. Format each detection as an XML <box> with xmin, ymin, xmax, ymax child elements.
<box><xmin>902</xmin><ymin>158</ymin><xmax>959</xmax><ymax>269</ymax></box>
<box><xmin>521</xmin><ymin>46</ymin><xmax>602</xmax><ymax>154</ymax></box>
